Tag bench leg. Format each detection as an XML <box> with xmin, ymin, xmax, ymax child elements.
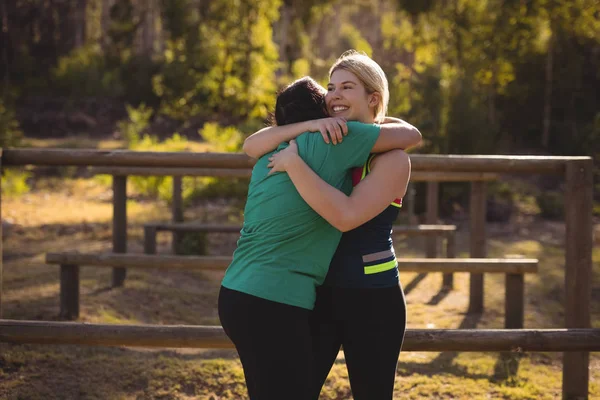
<box><xmin>60</xmin><ymin>264</ymin><xmax>79</xmax><ymax>320</ymax></box>
<box><xmin>505</xmin><ymin>273</ymin><xmax>524</xmax><ymax>329</ymax></box>
<box><xmin>442</xmin><ymin>233</ymin><xmax>455</xmax><ymax>289</ymax></box>
<box><xmin>172</xmin><ymin>176</ymin><xmax>184</xmax><ymax>254</ymax></box>
<box><xmin>144</xmin><ymin>226</ymin><xmax>157</xmax><ymax>254</ymax></box>
<box><xmin>112</xmin><ymin>175</ymin><xmax>127</xmax><ymax>287</ymax></box>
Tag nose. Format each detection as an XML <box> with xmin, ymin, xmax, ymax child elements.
<box><xmin>331</xmin><ymin>87</ymin><xmax>342</xmax><ymax>99</ymax></box>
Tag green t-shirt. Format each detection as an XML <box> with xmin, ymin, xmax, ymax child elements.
<box><xmin>221</xmin><ymin>121</ymin><xmax>381</xmax><ymax>309</ymax></box>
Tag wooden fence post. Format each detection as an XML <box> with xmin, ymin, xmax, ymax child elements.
<box><xmin>144</xmin><ymin>226</ymin><xmax>157</xmax><ymax>255</ymax></box>
<box><xmin>426</xmin><ymin>182</ymin><xmax>439</xmax><ymax>258</ymax></box>
<box><xmin>60</xmin><ymin>264</ymin><xmax>79</xmax><ymax>320</ymax></box>
<box><xmin>469</xmin><ymin>181</ymin><xmax>487</xmax><ymax>313</ymax></box>
<box><xmin>112</xmin><ymin>175</ymin><xmax>127</xmax><ymax>287</ymax></box>
<box><xmin>563</xmin><ymin>159</ymin><xmax>593</xmax><ymax>400</ymax></box>
<box><xmin>172</xmin><ymin>176</ymin><xmax>184</xmax><ymax>254</ymax></box>
<box><xmin>0</xmin><ymin>149</ymin><xmax>3</xmax><ymax>318</ymax></box>
<box><xmin>443</xmin><ymin>232</ymin><xmax>455</xmax><ymax>288</ymax></box>
<box><xmin>406</xmin><ymin>183</ymin><xmax>416</xmax><ymax>225</ymax></box>
<box><xmin>505</xmin><ymin>274</ymin><xmax>524</xmax><ymax>329</ymax></box>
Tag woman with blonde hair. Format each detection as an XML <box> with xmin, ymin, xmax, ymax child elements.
<box><xmin>220</xmin><ymin>70</ymin><xmax>419</xmax><ymax>398</ymax></box>
<box><xmin>245</xmin><ymin>50</ymin><xmax>418</xmax><ymax>399</ymax></box>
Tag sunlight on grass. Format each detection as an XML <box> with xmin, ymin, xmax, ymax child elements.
<box><xmin>1</xmin><ymin>175</ymin><xmax>599</xmax><ymax>399</ymax></box>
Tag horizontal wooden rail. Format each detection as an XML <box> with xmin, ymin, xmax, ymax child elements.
<box><xmin>46</xmin><ymin>253</ymin><xmax>537</xmax><ymax>274</ymax></box>
<box><xmin>90</xmin><ymin>167</ymin><xmax>498</xmax><ymax>182</ymax></box>
<box><xmin>144</xmin><ymin>222</ymin><xmax>456</xmax><ymax>235</ymax></box>
<box><xmin>1</xmin><ymin>320</ymin><xmax>598</xmax><ymax>352</ymax></box>
<box><xmin>3</xmin><ymin>149</ymin><xmax>591</xmax><ymax>174</ymax></box>
<box><xmin>91</xmin><ymin>167</ymin><xmax>253</xmax><ymax>178</ymax></box>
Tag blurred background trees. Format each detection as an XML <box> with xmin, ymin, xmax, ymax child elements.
<box><xmin>1</xmin><ymin>0</ymin><xmax>599</xmax><ymax>215</ymax></box>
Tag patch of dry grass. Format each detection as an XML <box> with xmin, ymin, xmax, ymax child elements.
<box><xmin>1</xmin><ymin>178</ymin><xmax>599</xmax><ymax>399</ymax></box>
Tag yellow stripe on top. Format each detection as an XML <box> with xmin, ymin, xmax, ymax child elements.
<box><xmin>364</xmin><ymin>259</ymin><xmax>398</xmax><ymax>275</ymax></box>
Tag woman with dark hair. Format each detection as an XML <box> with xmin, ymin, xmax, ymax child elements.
<box><xmin>245</xmin><ymin>51</ymin><xmax>420</xmax><ymax>400</ymax></box>
<box><xmin>218</xmin><ymin>76</ymin><xmax>419</xmax><ymax>400</ymax></box>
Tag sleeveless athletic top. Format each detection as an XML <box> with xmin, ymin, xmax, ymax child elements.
<box><xmin>322</xmin><ymin>154</ymin><xmax>402</xmax><ymax>289</ymax></box>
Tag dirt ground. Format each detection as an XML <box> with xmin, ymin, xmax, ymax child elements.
<box><xmin>1</xmin><ymin>178</ymin><xmax>599</xmax><ymax>399</ymax></box>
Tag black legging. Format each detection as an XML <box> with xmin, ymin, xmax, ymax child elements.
<box><xmin>218</xmin><ymin>286</ymin><xmax>314</xmax><ymax>400</ymax></box>
<box><xmin>310</xmin><ymin>284</ymin><xmax>407</xmax><ymax>400</ymax></box>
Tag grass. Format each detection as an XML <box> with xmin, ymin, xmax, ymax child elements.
<box><xmin>1</xmin><ymin>175</ymin><xmax>599</xmax><ymax>399</ymax></box>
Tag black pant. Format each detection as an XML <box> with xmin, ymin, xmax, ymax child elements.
<box><xmin>218</xmin><ymin>286</ymin><xmax>314</xmax><ymax>400</ymax></box>
<box><xmin>310</xmin><ymin>284</ymin><xmax>407</xmax><ymax>400</ymax></box>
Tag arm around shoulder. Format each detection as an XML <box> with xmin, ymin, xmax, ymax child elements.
<box><xmin>371</xmin><ymin>118</ymin><xmax>422</xmax><ymax>153</ymax></box>
<box><xmin>243</xmin><ymin>120</ymin><xmax>312</xmax><ymax>159</ymax></box>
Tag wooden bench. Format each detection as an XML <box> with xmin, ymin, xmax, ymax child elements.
<box><xmin>142</xmin><ymin>223</ymin><xmax>457</xmax><ymax>250</ymax></box>
<box><xmin>2</xmin><ymin>320</ymin><xmax>599</xmax><ymax>352</ymax></box>
<box><xmin>46</xmin><ymin>252</ymin><xmax>537</xmax><ymax>329</ymax></box>
<box><xmin>143</xmin><ymin>222</ymin><xmax>458</xmax><ymax>288</ymax></box>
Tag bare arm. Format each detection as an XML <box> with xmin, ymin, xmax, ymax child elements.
<box><xmin>244</xmin><ymin>116</ymin><xmax>422</xmax><ymax>159</ymax></box>
<box><xmin>268</xmin><ymin>141</ymin><xmax>411</xmax><ymax>232</ymax></box>
<box><xmin>243</xmin><ymin>118</ymin><xmax>348</xmax><ymax>158</ymax></box>
<box><xmin>372</xmin><ymin>117</ymin><xmax>422</xmax><ymax>153</ymax></box>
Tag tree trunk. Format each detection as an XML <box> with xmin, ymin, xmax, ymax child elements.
<box><xmin>542</xmin><ymin>29</ymin><xmax>553</xmax><ymax>148</ymax></box>
<box><xmin>1</xmin><ymin>0</ymin><xmax>9</xmax><ymax>94</ymax></box>
<box><xmin>74</xmin><ymin>0</ymin><xmax>87</xmax><ymax>48</ymax></box>
<box><xmin>101</xmin><ymin>0</ymin><xmax>115</xmax><ymax>52</ymax></box>
<box><xmin>275</xmin><ymin>1</ymin><xmax>292</xmax><ymax>77</ymax></box>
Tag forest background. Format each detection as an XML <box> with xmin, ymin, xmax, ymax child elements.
<box><xmin>1</xmin><ymin>0</ymin><xmax>599</xmax><ymax>217</ymax></box>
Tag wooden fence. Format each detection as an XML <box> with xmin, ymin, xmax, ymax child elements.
<box><xmin>90</xmin><ymin>166</ymin><xmax>494</xmax><ymax>287</ymax></box>
<box><xmin>0</xmin><ymin>149</ymin><xmax>595</xmax><ymax>399</ymax></box>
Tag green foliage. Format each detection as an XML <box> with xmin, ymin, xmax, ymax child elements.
<box><xmin>0</xmin><ymin>100</ymin><xmax>23</xmax><ymax>148</ymax></box>
<box><xmin>1</xmin><ymin>170</ymin><xmax>30</xmax><ymax>197</ymax></box>
<box><xmin>153</xmin><ymin>0</ymin><xmax>280</xmax><ymax>122</ymax></box>
<box><xmin>199</xmin><ymin>123</ymin><xmax>244</xmax><ymax>153</ymax></box>
<box><xmin>174</xmin><ymin>232</ymin><xmax>208</xmax><ymax>256</ymax></box>
<box><xmin>117</xmin><ymin>104</ymin><xmax>154</xmax><ymax>147</ymax></box>
<box><xmin>536</xmin><ymin>191</ymin><xmax>565</xmax><ymax>220</ymax></box>
<box><xmin>51</xmin><ymin>44</ymin><xmax>119</xmax><ymax>97</ymax></box>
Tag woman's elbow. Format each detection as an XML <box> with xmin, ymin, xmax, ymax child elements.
<box><xmin>242</xmin><ymin>138</ymin><xmax>259</xmax><ymax>158</ymax></box>
<box><xmin>335</xmin><ymin>212</ymin><xmax>361</xmax><ymax>232</ymax></box>
<box><xmin>410</xmin><ymin>127</ymin><xmax>422</xmax><ymax>148</ymax></box>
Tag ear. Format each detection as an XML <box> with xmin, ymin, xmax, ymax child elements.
<box><xmin>368</xmin><ymin>92</ymin><xmax>381</xmax><ymax>108</ymax></box>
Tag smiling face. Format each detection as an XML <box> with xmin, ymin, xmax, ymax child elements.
<box><xmin>326</xmin><ymin>69</ymin><xmax>380</xmax><ymax>124</ymax></box>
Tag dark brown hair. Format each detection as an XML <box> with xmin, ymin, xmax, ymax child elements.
<box><xmin>273</xmin><ymin>77</ymin><xmax>328</xmax><ymax>126</ymax></box>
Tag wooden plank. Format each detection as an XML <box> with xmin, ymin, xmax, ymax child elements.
<box><xmin>469</xmin><ymin>181</ymin><xmax>487</xmax><ymax>313</ymax></box>
<box><xmin>3</xmin><ymin>149</ymin><xmax>254</xmax><ymax>169</ymax></box>
<box><xmin>60</xmin><ymin>265</ymin><xmax>79</xmax><ymax>320</ymax></box>
<box><xmin>411</xmin><ymin>172</ymin><xmax>498</xmax><ymax>182</ymax></box>
<box><xmin>505</xmin><ymin>273</ymin><xmax>524</xmax><ymax>329</ymax></box>
<box><xmin>144</xmin><ymin>223</ymin><xmax>455</xmax><ymax>235</ymax></box>
<box><xmin>45</xmin><ymin>253</ymin><xmax>538</xmax><ymax>273</ymax></box>
<box><xmin>46</xmin><ymin>253</ymin><xmax>234</xmax><ymax>270</ymax></box>
<box><xmin>425</xmin><ymin>182</ymin><xmax>439</xmax><ymax>257</ymax></box>
<box><xmin>4</xmin><ymin>149</ymin><xmax>589</xmax><ymax>174</ymax></box>
<box><xmin>89</xmin><ymin>167</ymin><xmax>497</xmax><ymax>182</ymax></box>
<box><xmin>90</xmin><ymin>166</ymin><xmax>253</xmax><ymax>178</ymax></box>
<box><xmin>1</xmin><ymin>320</ymin><xmax>599</xmax><ymax>352</ymax></box>
<box><xmin>171</xmin><ymin>176</ymin><xmax>184</xmax><ymax>254</ymax></box>
<box><xmin>563</xmin><ymin>159</ymin><xmax>594</xmax><ymax>400</ymax></box>
<box><xmin>0</xmin><ymin>149</ymin><xmax>3</xmax><ymax>318</ymax></box>
<box><xmin>112</xmin><ymin>176</ymin><xmax>127</xmax><ymax>287</ymax></box>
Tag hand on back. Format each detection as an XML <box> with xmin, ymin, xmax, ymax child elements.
<box><xmin>307</xmin><ymin>117</ymin><xmax>348</xmax><ymax>145</ymax></box>
<box><xmin>268</xmin><ymin>139</ymin><xmax>300</xmax><ymax>175</ymax></box>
